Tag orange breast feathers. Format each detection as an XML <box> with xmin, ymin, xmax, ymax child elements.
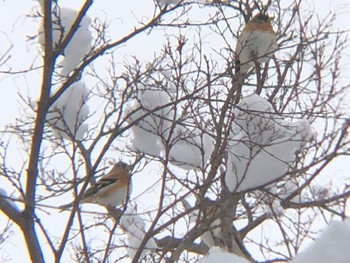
<box><xmin>242</xmin><ymin>21</ymin><xmax>275</xmax><ymax>34</ymax></box>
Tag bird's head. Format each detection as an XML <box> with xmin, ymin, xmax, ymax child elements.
<box><xmin>252</xmin><ymin>13</ymin><xmax>273</xmax><ymax>23</ymax></box>
<box><xmin>115</xmin><ymin>161</ymin><xmax>132</xmax><ymax>171</ymax></box>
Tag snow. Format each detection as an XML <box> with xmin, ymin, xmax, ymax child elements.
<box><xmin>0</xmin><ymin>188</ymin><xmax>6</xmax><ymax>197</ymax></box>
<box><xmin>130</xmin><ymin>126</ymin><xmax>164</xmax><ymax>156</ymax></box>
<box><xmin>263</xmin><ymin>178</ymin><xmax>300</xmax><ymax>217</ymax></box>
<box><xmin>301</xmin><ymin>184</ymin><xmax>331</xmax><ymax>202</ymax></box>
<box><xmin>200</xmin><ymin>247</ymin><xmax>249</xmax><ymax>263</ymax></box>
<box><xmin>129</xmin><ymin>85</ymin><xmax>173</xmax><ymax>136</ymax></box>
<box><xmin>38</xmin><ymin>6</ymin><xmax>92</xmax><ymax>141</ymax></box>
<box><xmin>158</xmin><ymin>0</ymin><xmax>182</xmax><ymax>7</ymax></box>
<box><xmin>128</xmin><ymin>84</ymin><xmax>174</xmax><ymax>156</ymax></box>
<box><xmin>225</xmin><ymin>94</ymin><xmax>313</xmax><ymax>192</ymax></box>
<box><xmin>38</xmin><ymin>6</ymin><xmax>92</xmax><ymax>77</ymax></box>
<box><xmin>127</xmin><ymin>78</ymin><xmax>215</xmax><ymax>169</ymax></box>
<box><xmin>181</xmin><ymin>199</ymin><xmax>221</xmax><ymax>248</ymax></box>
<box><xmin>128</xmin><ymin>84</ymin><xmax>214</xmax><ymax>169</ymax></box>
<box><xmin>47</xmin><ymin>81</ymin><xmax>90</xmax><ymax>140</ymax></box>
<box><xmin>291</xmin><ymin>220</ymin><xmax>350</xmax><ymax>263</ymax></box>
<box><xmin>119</xmin><ymin>210</ymin><xmax>157</xmax><ymax>260</ymax></box>
<box><xmin>168</xmin><ymin>125</ymin><xmax>214</xmax><ymax>170</ymax></box>
<box><xmin>0</xmin><ymin>188</ymin><xmax>19</xmax><ymax>211</ymax></box>
<box><xmin>201</xmin><ymin>218</ymin><xmax>221</xmax><ymax>248</ymax></box>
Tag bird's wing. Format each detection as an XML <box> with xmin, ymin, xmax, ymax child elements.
<box><xmin>83</xmin><ymin>177</ymin><xmax>118</xmax><ymax>198</ymax></box>
<box><xmin>235</xmin><ymin>29</ymin><xmax>249</xmax><ymax>73</ymax></box>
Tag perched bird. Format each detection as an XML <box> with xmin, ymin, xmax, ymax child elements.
<box><xmin>60</xmin><ymin>161</ymin><xmax>132</xmax><ymax>210</ymax></box>
<box><xmin>235</xmin><ymin>13</ymin><xmax>277</xmax><ymax>75</ymax></box>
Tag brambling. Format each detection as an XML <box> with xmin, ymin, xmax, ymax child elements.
<box><xmin>60</xmin><ymin>161</ymin><xmax>132</xmax><ymax>210</ymax></box>
<box><xmin>235</xmin><ymin>13</ymin><xmax>277</xmax><ymax>75</ymax></box>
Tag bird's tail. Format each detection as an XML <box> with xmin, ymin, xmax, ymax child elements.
<box><xmin>233</xmin><ymin>73</ymin><xmax>245</xmax><ymax>103</ymax></box>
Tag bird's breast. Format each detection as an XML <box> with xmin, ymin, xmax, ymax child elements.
<box><xmin>237</xmin><ymin>30</ymin><xmax>277</xmax><ymax>64</ymax></box>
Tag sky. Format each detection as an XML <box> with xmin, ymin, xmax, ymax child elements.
<box><xmin>1</xmin><ymin>0</ymin><xmax>350</xmax><ymax>262</ymax></box>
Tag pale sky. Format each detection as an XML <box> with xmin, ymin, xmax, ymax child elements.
<box><xmin>0</xmin><ymin>0</ymin><xmax>350</xmax><ymax>262</ymax></box>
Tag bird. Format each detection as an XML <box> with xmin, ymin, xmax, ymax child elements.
<box><xmin>233</xmin><ymin>13</ymin><xmax>277</xmax><ymax>103</ymax></box>
<box><xmin>235</xmin><ymin>13</ymin><xmax>277</xmax><ymax>75</ymax></box>
<box><xmin>59</xmin><ymin>161</ymin><xmax>132</xmax><ymax>210</ymax></box>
